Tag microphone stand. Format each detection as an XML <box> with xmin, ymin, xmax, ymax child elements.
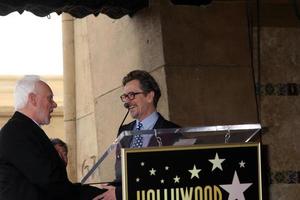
<box><xmin>118</xmin><ymin>109</ymin><xmax>129</xmax><ymax>131</ymax></box>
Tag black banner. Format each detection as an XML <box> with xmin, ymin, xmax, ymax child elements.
<box><xmin>122</xmin><ymin>143</ymin><xmax>262</xmax><ymax>200</ymax></box>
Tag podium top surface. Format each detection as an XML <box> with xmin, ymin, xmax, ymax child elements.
<box><xmin>81</xmin><ymin>123</ymin><xmax>261</xmax><ymax>184</ymax></box>
<box><xmin>116</xmin><ymin>123</ymin><xmax>261</xmax><ymax>144</ymax></box>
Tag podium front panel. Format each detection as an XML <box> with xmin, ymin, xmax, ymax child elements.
<box><xmin>121</xmin><ymin>143</ymin><xmax>262</xmax><ymax>200</ymax></box>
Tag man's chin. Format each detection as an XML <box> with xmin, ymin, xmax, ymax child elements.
<box><xmin>129</xmin><ymin>111</ymin><xmax>138</xmax><ymax>119</ymax></box>
<box><xmin>41</xmin><ymin>119</ymin><xmax>51</xmax><ymax>126</ymax></box>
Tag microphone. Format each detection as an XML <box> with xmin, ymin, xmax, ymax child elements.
<box><xmin>118</xmin><ymin>103</ymin><xmax>130</xmax><ymax>131</ymax></box>
<box><xmin>124</xmin><ymin>103</ymin><xmax>130</xmax><ymax>109</ymax></box>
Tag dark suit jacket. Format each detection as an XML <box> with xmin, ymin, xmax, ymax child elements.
<box><xmin>0</xmin><ymin>112</ymin><xmax>102</xmax><ymax>200</ymax></box>
<box><xmin>114</xmin><ymin>112</ymin><xmax>180</xmax><ymax>199</ymax></box>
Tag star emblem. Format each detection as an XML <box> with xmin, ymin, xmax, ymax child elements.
<box><xmin>136</xmin><ymin>178</ymin><xmax>140</xmax><ymax>182</ymax></box>
<box><xmin>141</xmin><ymin>162</ymin><xmax>145</xmax><ymax>166</ymax></box>
<box><xmin>209</xmin><ymin>153</ymin><xmax>225</xmax><ymax>171</ymax></box>
<box><xmin>174</xmin><ymin>176</ymin><xmax>180</xmax><ymax>183</ymax></box>
<box><xmin>165</xmin><ymin>166</ymin><xmax>169</xmax><ymax>170</ymax></box>
<box><xmin>188</xmin><ymin>164</ymin><xmax>201</xmax><ymax>179</ymax></box>
<box><xmin>219</xmin><ymin>171</ymin><xmax>252</xmax><ymax>200</ymax></box>
<box><xmin>160</xmin><ymin>179</ymin><xmax>164</xmax><ymax>184</ymax></box>
<box><xmin>239</xmin><ymin>160</ymin><xmax>246</xmax><ymax>168</ymax></box>
<box><xmin>149</xmin><ymin>168</ymin><xmax>156</xmax><ymax>176</ymax></box>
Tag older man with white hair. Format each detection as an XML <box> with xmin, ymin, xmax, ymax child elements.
<box><xmin>0</xmin><ymin>75</ymin><xmax>104</xmax><ymax>200</ymax></box>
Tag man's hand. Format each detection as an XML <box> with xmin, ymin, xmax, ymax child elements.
<box><xmin>92</xmin><ymin>184</ymin><xmax>116</xmax><ymax>200</ymax></box>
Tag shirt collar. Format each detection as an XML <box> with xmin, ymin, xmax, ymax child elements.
<box><xmin>17</xmin><ymin>111</ymin><xmax>41</xmax><ymax>127</ymax></box>
<box><xmin>136</xmin><ymin>111</ymin><xmax>159</xmax><ymax>130</ymax></box>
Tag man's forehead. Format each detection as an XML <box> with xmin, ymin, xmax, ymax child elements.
<box><xmin>36</xmin><ymin>81</ymin><xmax>53</xmax><ymax>94</ymax></box>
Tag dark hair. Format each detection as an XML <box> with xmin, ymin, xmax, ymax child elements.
<box><xmin>51</xmin><ymin>138</ymin><xmax>68</xmax><ymax>153</ymax></box>
<box><xmin>122</xmin><ymin>70</ymin><xmax>161</xmax><ymax>107</ymax></box>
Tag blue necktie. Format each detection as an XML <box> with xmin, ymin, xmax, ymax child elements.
<box><xmin>131</xmin><ymin>122</ymin><xmax>143</xmax><ymax>148</ymax></box>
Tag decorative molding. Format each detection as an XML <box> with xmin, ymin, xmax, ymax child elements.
<box><xmin>0</xmin><ymin>106</ymin><xmax>64</xmax><ymax>117</ymax></box>
<box><xmin>0</xmin><ymin>75</ymin><xmax>64</xmax><ymax>107</ymax></box>
<box><xmin>269</xmin><ymin>170</ymin><xmax>300</xmax><ymax>184</ymax></box>
<box><xmin>256</xmin><ymin>83</ymin><xmax>300</xmax><ymax>96</ymax></box>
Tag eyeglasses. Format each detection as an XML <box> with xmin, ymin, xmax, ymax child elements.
<box><xmin>120</xmin><ymin>92</ymin><xmax>145</xmax><ymax>102</ymax></box>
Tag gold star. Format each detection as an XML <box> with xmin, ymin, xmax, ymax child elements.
<box><xmin>149</xmin><ymin>168</ymin><xmax>156</xmax><ymax>175</ymax></box>
<box><xmin>174</xmin><ymin>175</ymin><xmax>180</xmax><ymax>183</ymax></box>
<box><xmin>209</xmin><ymin>153</ymin><xmax>225</xmax><ymax>171</ymax></box>
<box><xmin>239</xmin><ymin>160</ymin><xmax>246</xmax><ymax>168</ymax></box>
<box><xmin>188</xmin><ymin>164</ymin><xmax>201</xmax><ymax>179</ymax></box>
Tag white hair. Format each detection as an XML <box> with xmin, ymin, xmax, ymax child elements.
<box><xmin>14</xmin><ymin>75</ymin><xmax>41</xmax><ymax>111</ymax></box>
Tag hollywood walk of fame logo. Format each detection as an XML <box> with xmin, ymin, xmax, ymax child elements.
<box><xmin>123</xmin><ymin>143</ymin><xmax>262</xmax><ymax>200</ymax></box>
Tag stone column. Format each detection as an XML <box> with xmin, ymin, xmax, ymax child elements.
<box><xmin>62</xmin><ymin>13</ymin><xmax>77</xmax><ymax>182</ymax></box>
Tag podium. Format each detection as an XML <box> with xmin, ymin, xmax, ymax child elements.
<box><xmin>81</xmin><ymin>124</ymin><xmax>262</xmax><ymax>200</ymax></box>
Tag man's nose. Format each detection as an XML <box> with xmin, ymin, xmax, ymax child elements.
<box><xmin>53</xmin><ymin>101</ymin><xmax>57</xmax><ymax>108</ymax></box>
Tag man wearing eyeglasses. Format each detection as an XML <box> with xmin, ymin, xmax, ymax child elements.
<box><xmin>118</xmin><ymin>70</ymin><xmax>180</xmax><ymax>138</ymax></box>
<box><xmin>95</xmin><ymin>70</ymin><xmax>180</xmax><ymax>200</ymax></box>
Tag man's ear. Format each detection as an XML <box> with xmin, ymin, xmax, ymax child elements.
<box><xmin>28</xmin><ymin>92</ymin><xmax>37</xmax><ymax>106</ymax></box>
<box><xmin>146</xmin><ymin>91</ymin><xmax>155</xmax><ymax>103</ymax></box>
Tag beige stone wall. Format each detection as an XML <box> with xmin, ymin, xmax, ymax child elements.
<box><xmin>71</xmin><ymin>4</ymin><xmax>171</xmax><ymax>182</ymax></box>
<box><xmin>65</xmin><ymin>0</ymin><xmax>300</xmax><ymax>198</ymax></box>
<box><xmin>70</xmin><ymin>0</ymin><xmax>258</xmax><ymax>182</ymax></box>
<box><xmin>159</xmin><ymin>2</ymin><xmax>258</xmax><ymax>126</ymax></box>
<box><xmin>0</xmin><ymin>75</ymin><xmax>64</xmax><ymax>140</ymax></box>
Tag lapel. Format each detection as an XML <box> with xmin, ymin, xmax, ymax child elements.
<box><xmin>153</xmin><ymin>113</ymin><xmax>165</xmax><ymax>129</ymax></box>
<box><xmin>119</xmin><ymin>121</ymin><xmax>135</xmax><ymax>148</ymax></box>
